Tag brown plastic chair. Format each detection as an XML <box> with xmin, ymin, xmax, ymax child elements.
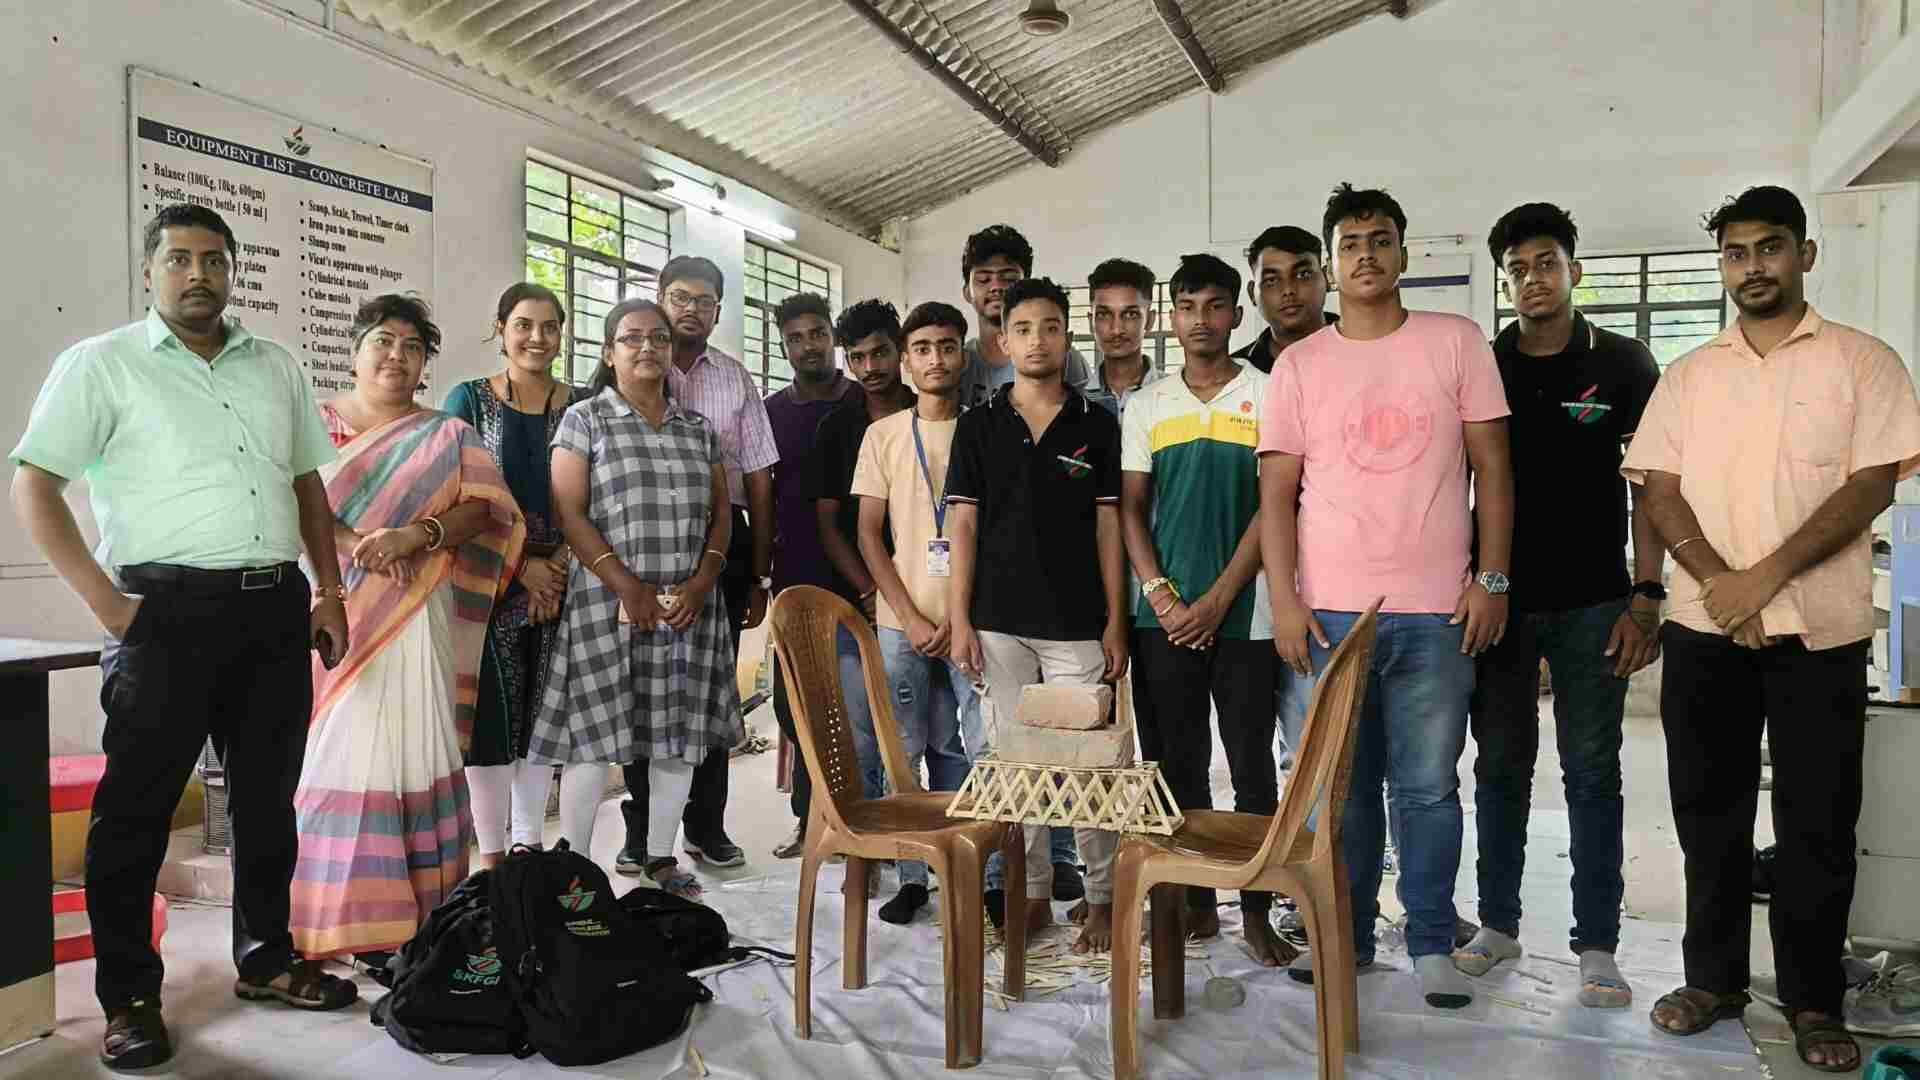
<box><xmin>768</xmin><ymin>585</ymin><xmax>1028</xmax><ymax>1070</ymax></box>
<box><xmin>1109</xmin><ymin>600</ymin><xmax>1382</xmax><ymax>1080</ymax></box>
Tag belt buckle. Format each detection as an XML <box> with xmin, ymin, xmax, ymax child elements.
<box><xmin>240</xmin><ymin>567</ymin><xmax>280</xmax><ymax>591</ymax></box>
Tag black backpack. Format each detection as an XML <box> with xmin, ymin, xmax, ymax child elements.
<box><xmin>619</xmin><ymin>887</ymin><xmax>794</xmax><ymax>971</ymax></box>
<box><xmin>370</xmin><ymin>871</ymin><xmax>525</xmax><ymax>1056</ymax></box>
<box><xmin>489</xmin><ymin>842</ymin><xmax>712</xmax><ymax>1067</ymax></box>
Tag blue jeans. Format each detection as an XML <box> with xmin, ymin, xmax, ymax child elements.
<box><xmin>837</xmin><ymin>629</ymin><xmax>885</xmax><ymax>801</ymax></box>
<box><xmin>1304</xmin><ymin>611</ymin><xmax>1475</xmax><ymax>961</ymax></box>
<box><xmin>876</xmin><ymin>627</ymin><xmax>976</xmax><ymax>887</ymax></box>
<box><xmin>1470</xmin><ymin>600</ymin><xmax>1627</xmax><ymax>953</ymax></box>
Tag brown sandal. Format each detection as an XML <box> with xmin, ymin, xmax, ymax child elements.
<box><xmin>1787</xmin><ymin>1010</ymin><xmax>1861</xmax><ymax>1073</ymax></box>
<box><xmin>1649</xmin><ymin>986</ymin><xmax>1748</xmax><ymax>1036</ymax></box>
<box><xmin>234</xmin><ymin>957</ymin><xmax>359</xmax><ymax>1010</ymax></box>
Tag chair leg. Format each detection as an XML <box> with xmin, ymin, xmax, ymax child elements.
<box><xmin>1110</xmin><ymin>849</ymin><xmax>1151</xmax><ymax>1080</ymax></box>
<box><xmin>1001</xmin><ymin>823</ymin><xmax>1027</xmax><ymax>1001</ymax></box>
<box><xmin>1321</xmin><ymin>859</ymin><xmax>1359</xmax><ymax>1055</ymax></box>
<box><xmin>842</xmin><ymin>855</ymin><xmax>870</xmax><ymax>990</ymax></box>
<box><xmin>794</xmin><ymin>840</ymin><xmax>825</xmax><ymax>1040</ymax></box>
<box><xmin>1148</xmin><ymin>882</ymin><xmax>1186</xmax><ymax>1020</ymax></box>
<box><xmin>937</xmin><ymin>841</ymin><xmax>986</xmax><ymax>1069</ymax></box>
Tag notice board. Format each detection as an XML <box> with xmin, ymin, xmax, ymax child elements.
<box><xmin>127</xmin><ymin>69</ymin><xmax>436</xmax><ymax>393</ymax></box>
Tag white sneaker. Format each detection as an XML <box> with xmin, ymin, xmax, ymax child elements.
<box><xmin>1846</xmin><ymin>961</ymin><xmax>1920</xmax><ymax>1037</ymax></box>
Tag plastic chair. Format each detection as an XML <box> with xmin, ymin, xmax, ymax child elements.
<box><xmin>769</xmin><ymin>585</ymin><xmax>1028</xmax><ymax>1070</ymax></box>
<box><xmin>1109</xmin><ymin>600</ymin><xmax>1382</xmax><ymax>1080</ymax></box>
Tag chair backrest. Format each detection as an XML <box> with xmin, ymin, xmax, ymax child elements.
<box><xmin>767</xmin><ymin>586</ymin><xmax>921</xmax><ymax>837</ymax></box>
<box><xmin>1241</xmin><ymin>600</ymin><xmax>1381</xmax><ymax>877</ymax></box>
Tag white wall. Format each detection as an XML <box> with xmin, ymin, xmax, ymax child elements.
<box><xmin>3</xmin><ymin>0</ymin><xmax>903</xmax><ymax>751</ymax></box>
<box><xmin>905</xmin><ymin>0</ymin><xmax>1823</xmax><ymax>337</ymax></box>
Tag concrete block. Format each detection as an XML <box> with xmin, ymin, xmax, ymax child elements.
<box><xmin>1015</xmin><ymin>683</ymin><xmax>1112</xmax><ymax>730</ymax></box>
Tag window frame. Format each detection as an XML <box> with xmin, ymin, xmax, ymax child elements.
<box><xmin>743</xmin><ymin>238</ymin><xmax>836</xmax><ymax>394</ymax></box>
<box><xmin>1493</xmin><ymin>249</ymin><xmax>1727</xmax><ymax>369</ymax></box>
<box><xmin>524</xmin><ymin>156</ymin><xmax>672</xmax><ymax>384</ymax></box>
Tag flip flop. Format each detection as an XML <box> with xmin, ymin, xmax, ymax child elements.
<box><xmin>645</xmin><ymin>857</ymin><xmax>705</xmax><ymax>902</ymax></box>
<box><xmin>1788</xmin><ymin>1009</ymin><xmax>1862</xmax><ymax>1074</ymax></box>
<box><xmin>1650</xmin><ymin>986</ymin><xmax>1748</xmax><ymax>1036</ymax></box>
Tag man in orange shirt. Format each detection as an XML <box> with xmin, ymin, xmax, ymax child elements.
<box><xmin>1624</xmin><ymin>186</ymin><xmax>1920</xmax><ymax>1072</ymax></box>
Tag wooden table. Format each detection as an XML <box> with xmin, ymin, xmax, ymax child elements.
<box><xmin>1</xmin><ymin>639</ymin><xmax>101</xmax><ymax>1052</ymax></box>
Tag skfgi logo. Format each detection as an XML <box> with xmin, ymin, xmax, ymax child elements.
<box><xmin>283</xmin><ymin>125</ymin><xmax>311</xmax><ymax>157</ymax></box>
<box><xmin>451</xmin><ymin>946</ymin><xmax>502</xmax><ymax>991</ymax></box>
<box><xmin>557</xmin><ymin>876</ymin><xmax>596</xmax><ymax>913</ymax></box>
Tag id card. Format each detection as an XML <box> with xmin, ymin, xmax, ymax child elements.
<box><xmin>926</xmin><ymin>538</ymin><xmax>951</xmax><ymax>578</ymax></box>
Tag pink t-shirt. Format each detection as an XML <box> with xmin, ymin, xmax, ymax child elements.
<box><xmin>1257</xmin><ymin>311</ymin><xmax>1510</xmax><ymax>614</ymax></box>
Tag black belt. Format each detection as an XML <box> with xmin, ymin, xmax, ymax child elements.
<box><xmin>119</xmin><ymin>562</ymin><xmax>299</xmax><ymax>595</ymax></box>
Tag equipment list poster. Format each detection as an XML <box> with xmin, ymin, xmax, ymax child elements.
<box><xmin>128</xmin><ymin>69</ymin><xmax>436</xmax><ymax>393</ymax></box>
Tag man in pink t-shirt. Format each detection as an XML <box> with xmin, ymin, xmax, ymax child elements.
<box><xmin>1256</xmin><ymin>183</ymin><xmax>1514</xmax><ymax>1009</ymax></box>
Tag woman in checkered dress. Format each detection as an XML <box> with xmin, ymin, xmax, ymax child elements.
<box><xmin>529</xmin><ymin>298</ymin><xmax>741</xmax><ymax>899</ymax></box>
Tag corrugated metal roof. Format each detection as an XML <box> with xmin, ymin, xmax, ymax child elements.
<box><xmin>341</xmin><ymin>0</ymin><xmax>1399</xmax><ymax>235</ymax></box>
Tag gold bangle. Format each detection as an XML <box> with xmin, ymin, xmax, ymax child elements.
<box><xmin>590</xmin><ymin>551</ymin><xmax>618</xmax><ymax>574</ymax></box>
<box><xmin>419</xmin><ymin>516</ymin><xmax>446</xmax><ymax>551</ymax></box>
<box><xmin>313</xmin><ymin>583</ymin><xmax>347</xmax><ymax>603</ymax></box>
<box><xmin>702</xmin><ymin>548</ymin><xmax>729</xmax><ymax>571</ymax></box>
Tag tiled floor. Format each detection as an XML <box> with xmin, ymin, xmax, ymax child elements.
<box><xmin>3</xmin><ymin>697</ymin><xmax>1903</xmax><ymax>1077</ymax></box>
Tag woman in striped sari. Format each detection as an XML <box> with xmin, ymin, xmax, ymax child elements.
<box><xmin>290</xmin><ymin>295</ymin><xmax>524</xmax><ymax>965</ymax></box>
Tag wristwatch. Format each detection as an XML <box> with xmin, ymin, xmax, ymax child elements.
<box><xmin>1630</xmin><ymin>581</ymin><xmax>1668</xmax><ymax>601</ymax></box>
<box><xmin>1475</xmin><ymin>570</ymin><xmax>1511</xmax><ymax>596</ymax></box>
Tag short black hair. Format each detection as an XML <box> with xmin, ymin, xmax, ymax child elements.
<box><xmin>350</xmin><ymin>293</ymin><xmax>441</xmax><ymax>358</ymax></box>
<box><xmin>1487</xmin><ymin>202</ymin><xmax>1578</xmax><ymax>265</ymax></box>
<box><xmin>1244</xmin><ymin>225</ymin><xmax>1322</xmax><ymax>270</ymax></box>
<box><xmin>1702</xmin><ymin>185</ymin><xmax>1807</xmax><ymax>245</ymax></box>
<box><xmin>1002</xmin><ymin>276</ymin><xmax>1070</xmax><ymax>322</ymax></box>
<box><xmin>772</xmin><ymin>291</ymin><xmax>833</xmax><ymax>331</ymax></box>
<box><xmin>143</xmin><ymin>203</ymin><xmax>237</xmax><ymax>262</ymax></box>
<box><xmin>659</xmin><ymin>254</ymin><xmax>726</xmax><ymax>302</ymax></box>
<box><xmin>1322</xmin><ymin>182</ymin><xmax>1408</xmax><ymax>251</ymax></box>
<box><xmin>961</xmin><ymin>224</ymin><xmax>1034</xmax><ymax>279</ymax></box>
<box><xmin>1169</xmin><ymin>253</ymin><xmax>1241</xmax><ymax>301</ymax></box>
<box><xmin>1087</xmin><ymin>258</ymin><xmax>1155</xmax><ymax>299</ymax></box>
<box><xmin>835</xmin><ymin>298</ymin><xmax>903</xmax><ymax>348</ymax></box>
<box><xmin>900</xmin><ymin>300</ymin><xmax>968</xmax><ymax>342</ymax></box>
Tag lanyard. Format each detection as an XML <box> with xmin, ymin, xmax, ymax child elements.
<box><xmin>911</xmin><ymin>411</ymin><xmax>946</xmax><ymax>538</ymax></box>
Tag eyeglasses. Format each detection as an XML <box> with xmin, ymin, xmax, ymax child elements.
<box><xmin>666</xmin><ymin>290</ymin><xmax>719</xmax><ymax>314</ymax></box>
<box><xmin>615</xmin><ymin>331</ymin><xmax>674</xmax><ymax>350</ymax></box>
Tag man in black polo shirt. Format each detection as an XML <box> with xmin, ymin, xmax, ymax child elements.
<box><xmin>1231</xmin><ymin>225</ymin><xmax>1336</xmax><ymax>375</ymax></box>
<box><xmin>1455</xmin><ymin>202</ymin><xmax>1662</xmax><ymax>1010</ymax></box>
<box><xmin>802</xmin><ymin>299</ymin><xmax>915</xmax><ymax>807</ymax></box>
<box><xmin>947</xmin><ymin>276</ymin><xmax>1128</xmax><ymax>953</ymax></box>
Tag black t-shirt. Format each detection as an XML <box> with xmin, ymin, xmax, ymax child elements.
<box><xmin>1229</xmin><ymin>313</ymin><xmax>1338</xmax><ymax>374</ymax></box>
<box><xmin>944</xmin><ymin>385</ymin><xmax>1122</xmax><ymax>640</ymax></box>
<box><xmin>803</xmin><ymin>397</ymin><xmax>903</xmax><ymax>602</ymax></box>
<box><xmin>1493</xmin><ymin>312</ymin><xmax>1660</xmax><ymax>612</ymax></box>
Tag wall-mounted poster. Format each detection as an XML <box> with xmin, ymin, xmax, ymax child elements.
<box><xmin>127</xmin><ymin>68</ymin><xmax>436</xmax><ymax>394</ymax></box>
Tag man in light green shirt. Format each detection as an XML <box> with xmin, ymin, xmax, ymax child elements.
<box><xmin>9</xmin><ymin>204</ymin><xmax>356</xmax><ymax>1071</ymax></box>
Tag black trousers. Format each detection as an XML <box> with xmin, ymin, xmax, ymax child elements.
<box><xmin>1130</xmin><ymin>629</ymin><xmax>1279</xmax><ymax>914</ymax></box>
<box><xmin>89</xmin><ymin>564</ymin><xmax>312</xmax><ymax>1010</ymax></box>
<box><xmin>1660</xmin><ymin>622</ymin><xmax>1867</xmax><ymax>1015</ymax></box>
<box><xmin>622</xmin><ymin>506</ymin><xmax>751</xmax><ymax>850</ymax></box>
<box><xmin>771</xmin><ymin>649</ymin><xmax>811</xmax><ymax>825</ymax></box>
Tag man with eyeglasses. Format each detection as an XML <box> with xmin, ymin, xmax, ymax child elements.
<box><xmin>10</xmin><ymin>204</ymin><xmax>355</xmax><ymax>1070</ymax></box>
<box><xmin>616</xmin><ymin>254</ymin><xmax>779</xmax><ymax>875</ymax></box>
<box><xmin>1455</xmin><ymin>202</ymin><xmax>1662</xmax><ymax>1010</ymax></box>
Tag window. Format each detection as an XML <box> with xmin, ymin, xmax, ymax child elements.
<box><xmin>1494</xmin><ymin>251</ymin><xmax>1726</xmax><ymax>368</ymax></box>
<box><xmin>1066</xmin><ymin>280</ymin><xmax>1186</xmax><ymax>377</ymax></box>
<box><xmin>524</xmin><ymin>159</ymin><xmax>671</xmax><ymax>383</ymax></box>
<box><xmin>743</xmin><ymin>239</ymin><xmax>833</xmax><ymax>393</ymax></box>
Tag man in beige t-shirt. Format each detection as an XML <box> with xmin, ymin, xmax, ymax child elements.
<box><xmin>852</xmin><ymin>300</ymin><xmax>977</xmax><ymax>925</ymax></box>
<box><xmin>1623</xmin><ymin>186</ymin><xmax>1920</xmax><ymax>1069</ymax></box>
